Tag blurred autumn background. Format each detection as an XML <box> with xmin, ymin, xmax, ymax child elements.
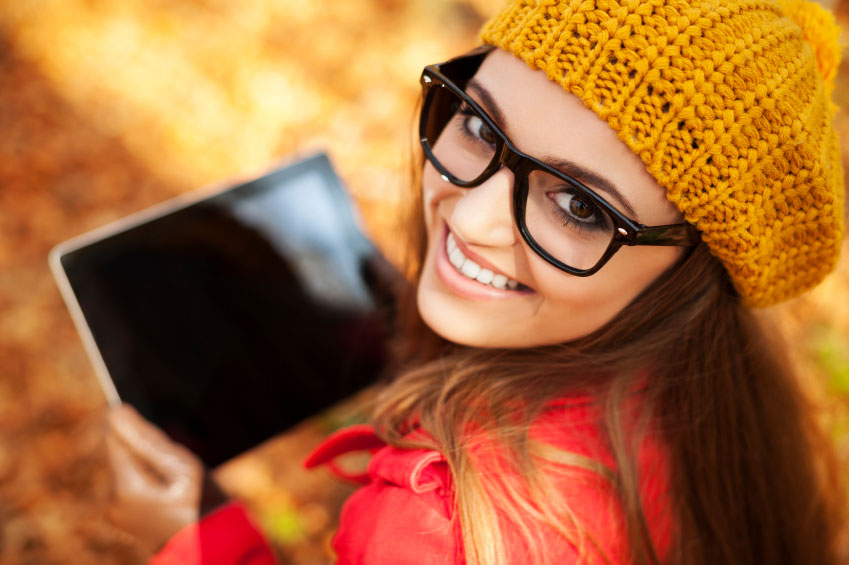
<box><xmin>1</xmin><ymin>0</ymin><xmax>848</xmax><ymax>563</ymax></box>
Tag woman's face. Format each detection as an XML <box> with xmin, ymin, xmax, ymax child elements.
<box><xmin>417</xmin><ymin>49</ymin><xmax>687</xmax><ymax>348</ymax></box>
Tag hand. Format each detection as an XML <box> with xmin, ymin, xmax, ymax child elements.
<box><xmin>105</xmin><ymin>404</ymin><xmax>204</xmax><ymax>554</ymax></box>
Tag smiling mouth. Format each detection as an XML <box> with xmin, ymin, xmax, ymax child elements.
<box><xmin>445</xmin><ymin>231</ymin><xmax>529</xmax><ymax>291</ymax></box>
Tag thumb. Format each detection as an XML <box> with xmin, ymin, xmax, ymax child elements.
<box><xmin>106</xmin><ymin>428</ymin><xmax>158</xmax><ymax>497</ymax></box>
<box><xmin>107</xmin><ymin>404</ymin><xmax>202</xmax><ymax>484</ymax></box>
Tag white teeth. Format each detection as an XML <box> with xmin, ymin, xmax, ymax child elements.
<box><xmin>445</xmin><ymin>233</ymin><xmax>520</xmax><ymax>291</ymax></box>
<box><xmin>476</xmin><ymin>268</ymin><xmax>494</xmax><ymax>284</ymax></box>
<box><xmin>460</xmin><ymin>259</ymin><xmax>481</xmax><ymax>278</ymax></box>
<box><xmin>447</xmin><ymin>232</ymin><xmax>457</xmax><ymax>254</ymax></box>
<box><xmin>449</xmin><ymin>248</ymin><xmax>464</xmax><ymax>269</ymax></box>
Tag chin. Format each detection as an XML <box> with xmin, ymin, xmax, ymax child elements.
<box><xmin>417</xmin><ymin>286</ymin><xmax>501</xmax><ymax>348</ymax></box>
<box><xmin>417</xmin><ymin>286</ymin><xmax>619</xmax><ymax>350</ymax></box>
<box><xmin>416</xmin><ymin>286</ymin><xmax>559</xmax><ymax>349</ymax></box>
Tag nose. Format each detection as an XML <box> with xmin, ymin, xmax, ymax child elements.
<box><xmin>450</xmin><ymin>166</ymin><xmax>517</xmax><ymax>247</ymax></box>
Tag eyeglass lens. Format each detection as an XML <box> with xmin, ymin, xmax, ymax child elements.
<box><xmin>422</xmin><ymin>84</ymin><xmax>617</xmax><ymax>271</ymax></box>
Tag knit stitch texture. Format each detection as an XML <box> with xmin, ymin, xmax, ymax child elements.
<box><xmin>481</xmin><ymin>0</ymin><xmax>844</xmax><ymax>306</ymax></box>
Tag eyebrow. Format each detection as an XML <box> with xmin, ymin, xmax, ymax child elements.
<box><xmin>542</xmin><ymin>157</ymin><xmax>638</xmax><ymax>218</ymax></box>
<box><xmin>465</xmin><ymin>79</ymin><xmax>639</xmax><ymax>219</ymax></box>
<box><xmin>467</xmin><ymin>80</ymin><xmax>507</xmax><ymax>131</ymax></box>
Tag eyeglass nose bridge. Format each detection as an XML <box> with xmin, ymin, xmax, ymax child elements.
<box><xmin>497</xmin><ymin>142</ymin><xmax>524</xmax><ymax>177</ymax></box>
<box><xmin>465</xmin><ymin>141</ymin><xmax>523</xmax><ymax>187</ymax></box>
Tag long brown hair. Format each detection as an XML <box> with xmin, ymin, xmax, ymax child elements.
<box><xmin>371</xmin><ymin>146</ymin><xmax>848</xmax><ymax>564</ymax></box>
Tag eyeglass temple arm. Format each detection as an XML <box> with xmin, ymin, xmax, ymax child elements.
<box><xmin>428</xmin><ymin>46</ymin><xmax>494</xmax><ymax>84</ymax></box>
<box><xmin>630</xmin><ymin>223</ymin><xmax>702</xmax><ymax>247</ymax></box>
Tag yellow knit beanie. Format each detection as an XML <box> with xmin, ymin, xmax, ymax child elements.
<box><xmin>481</xmin><ymin>0</ymin><xmax>844</xmax><ymax>307</ymax></box>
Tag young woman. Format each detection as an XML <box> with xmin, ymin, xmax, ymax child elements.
<box><xmin>106</xmin><ymin>0</ymin><xmax>848</xmax><ymax>563</ymax></box>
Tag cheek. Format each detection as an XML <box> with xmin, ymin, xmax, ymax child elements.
<box><xmin>421</xmin><ymin>165</ymin><xmax>459</xmax><ymax>232</ymax></box>
<box><xmin>527</xmin><ymin>247</ymin><xmax>679</xmax><ymax>336</ymax></box>
<box><xmin>530</xmin><ymin>264</ymin><xmax>626</xmax><ymax>332</ymax></box>
<box><xmin>421</xmin><ymin>171</ymin><xmax>438</xmax><ymax>229</ymax></box>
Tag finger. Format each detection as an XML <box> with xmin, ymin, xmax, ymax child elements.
<box><xmin>106</xmin><ymin>431</ymin><xmax>159</xmax><ymax>496</ymax></box>
<box><xmin>108</xmin><ymin>405</ymin><xmax>200</xmax><ymax>477</ymax></box>
<box><xmin>107</xmin><ymin>431</ymin><xmax>198</xmax><ymax>509</ymax></box>
<box><xmin>107</xmin><ymin>406</ymin><xmax>180</xmax><ymax>480</ymax></box>
<box><xmin>108</xmin><ymin>404</ymin><xmax>181</xmax><ymax>455</ymax></box>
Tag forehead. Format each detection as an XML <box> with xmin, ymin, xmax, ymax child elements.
<box><xmin>473</xmin><ymin>50</ymin><xmax>678</xmax><ymax>224</ymax></box>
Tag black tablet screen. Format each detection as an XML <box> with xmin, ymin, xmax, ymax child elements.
<box><xmin>59</xmin><ymin>154</ymin><xmax>393</xmax><ymax>467</ymax></box>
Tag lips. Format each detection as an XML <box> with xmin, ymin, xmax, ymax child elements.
<box><xmin>446</xmin><ymin>231</ymin><xmax>521</xmax><ymax>290</ymax></box>
<box><xmin>437</xmin><ymin>221</ymin><xmax>533</xmax><ymax>295</ymax></box>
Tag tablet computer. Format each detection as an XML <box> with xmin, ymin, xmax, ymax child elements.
<box><xmin>50</xmin><ymin>153</ymin><xmax>395</xmax><ymax>467</ymax></box>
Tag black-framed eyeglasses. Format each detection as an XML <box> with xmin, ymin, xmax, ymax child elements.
<box><xmin>419</xmin><ymin>46</ymin><xmax>701</xmax><ymax>276</ymax></box>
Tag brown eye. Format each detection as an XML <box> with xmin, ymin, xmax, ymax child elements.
<box><xmin>569</xmin><ymin>196</ymin><xmax>594</xmax><ymax>219</ymax></box>
<box><xmin>478</xmin><ymin>122</ymin><xmax>497</xmax><ymax>145</ymax></box>
<box><xmin>464</xmin><ymin>115</ymin><xmax>498</xmax><ymax>146</ymax></box>
<box><xmin>550</xmin><ymin>191</ymin><xmax>600</xmax><ymax>225</ymax></box>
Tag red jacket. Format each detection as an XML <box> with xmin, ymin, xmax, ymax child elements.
<box><xmin>153</xmin><ymin>397</ymin><xmax>672</xmax><ymax>564</ymax></box>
